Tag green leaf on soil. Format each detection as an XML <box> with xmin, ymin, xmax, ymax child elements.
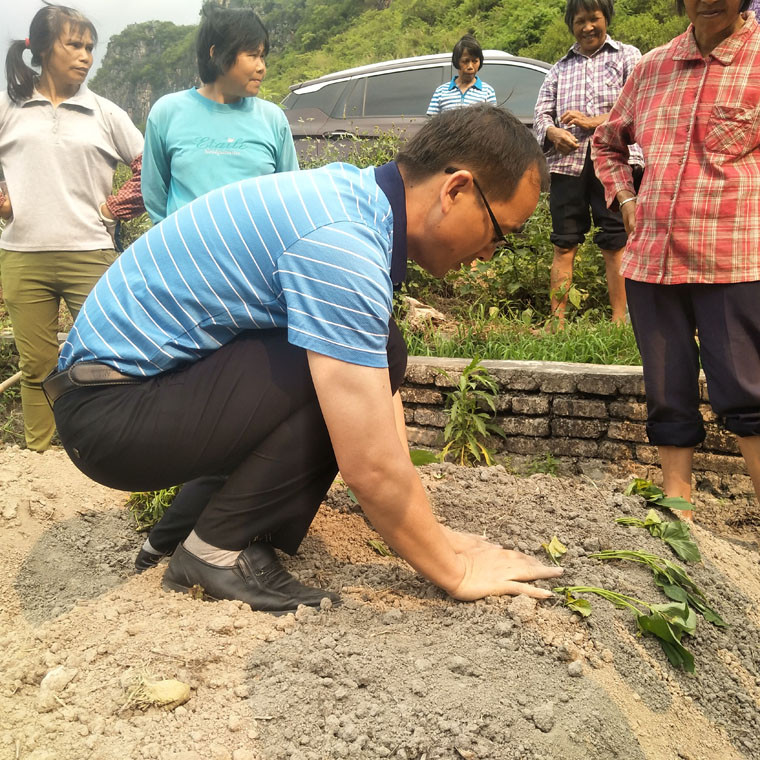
<box><xmin>541</xmin><ymin>535</ymin><xmax>568</xmax><ymax>565</ymax></box>
<box><xmin>367</xmin><ymin>539</ymin><xmax>393</xmax><ymax>557</ymax></box>
<box><xmin>616</xmin><ymin>508</ymin><xmax>702</xmax><ymax>563</ymax></box>
<box><xmin>591</xmin><ymin>550</ymin><xmax>726</xmax><ymax>627</ymax></box>
<box><xmin>555</xmin><ymin>586</ymin><xmax>697</xmax><ymax>672</ymax></box>
<box><xmin>624</xmin><ymin>479</ymin><xmax>694</xmax><ymax>512</ymax></box>
<box><xmin>409</xmin><ymin>448</ymin><xmax>440</xmax><ymax>466</ymax></box>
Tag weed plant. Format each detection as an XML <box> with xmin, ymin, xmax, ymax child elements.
<box><xmin>440</xmin><ymin>358</ymin><xmax>505</xmax><ymax>466</ymax></box>
<box><xmin>0</xmin><ymin>341</ymin><xmax>23</xmax><ymax>446</ymax></box>
<box><xmin>126</xmin><ymin>486</ymin><xmax>181</xmax><ymax>532</ymax></box>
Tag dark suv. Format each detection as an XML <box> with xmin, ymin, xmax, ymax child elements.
<box><xmin>282</xmin><ymin>50</ymin><xmax>550</xmax><ymax>158</ymax></box>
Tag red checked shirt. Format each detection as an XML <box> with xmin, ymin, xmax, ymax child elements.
<box><xmin>593</xmin><ymin>13</ymin><xmax>760</xmax><ymax>284</ymax></box>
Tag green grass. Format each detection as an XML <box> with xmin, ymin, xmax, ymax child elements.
<box><xmin>399</xmin><ymin>311</ymin><xmax>642</xmax><ymax>365</ymax></box>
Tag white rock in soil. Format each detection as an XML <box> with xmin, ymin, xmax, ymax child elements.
<box><xmin>568</xmin><ymin>661</ymin><xmax>584</xmax><ymax>678</ymax></box>
<box><xmin>40</xmin><ymin>666</ymin><xmax>77</xmax><ymax>693</ymax></box>
<box><xmin>232</xmin><ymin>751</ymin><xmax>256</xmax><ymax>760</ymax></box>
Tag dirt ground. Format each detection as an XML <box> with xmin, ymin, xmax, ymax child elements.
<box><xmin>1</xmin><ymin>446</ymin><xmax>759</xmax><ymax>760</ymax></box>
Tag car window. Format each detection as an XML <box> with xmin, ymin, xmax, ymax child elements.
<box><xmin>478</xmin><ymin>63</ymin><xmax>547</xmax><ymax>121</ymax></box>
<box><xmin>363</xmin><ymin>67</ymin><xmax>444</xmax><ymax>117</ymax></box>
<box><xmin>285</xmin><ymin>81</ymin><xmax>345</xmax><ymax>115</ymax></box>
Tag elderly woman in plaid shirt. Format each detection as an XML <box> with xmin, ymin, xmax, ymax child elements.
<box><xmin>534</xmin><ymin>0</ymin><xmax>643</xmax><ymax>328</ymax></box>
<box><xmin>593</xmin><ymin>0</ymin><xmax>760</xmax><ymax>517</ymax></box>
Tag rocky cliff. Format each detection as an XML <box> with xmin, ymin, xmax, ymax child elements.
<box><xmin>90</xmin><ymin>21</ymin><xmax>198</xmax><ymax>129</ymax></box>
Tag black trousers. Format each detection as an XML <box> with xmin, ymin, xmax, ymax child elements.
<box><xmin>549</xmin><ymin>147</ymin><xmax>643</xmax><ymax>251</ymax></box>
<box><xmin>626</xmin><ymin>279</ymin><xmax>760</xmax><ymax>448</ymax></box>
<box><xmin>53</xmin><ymin>324</ymin><xmax>408</xmax><ymax>554</ymax></box>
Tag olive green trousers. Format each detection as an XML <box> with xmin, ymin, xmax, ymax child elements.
<box><xmin>0</xmin><ymin>248</ymin><xmax>117</xmax><ymax>451</ymax></box>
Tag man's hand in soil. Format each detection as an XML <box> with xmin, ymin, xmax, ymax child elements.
<box><xmin>450</xmin><ymin>546</ymin><xmax>564</xmax><ymax>601</ymax></box>
<box><xmin>441</xmin><ymin>525</ymin><xmax>501</xmax><ymax>553</ymax></box>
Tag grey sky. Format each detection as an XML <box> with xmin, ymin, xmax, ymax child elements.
<box><xmin>3</xmin><ymin>0</ymin><xmax>205</xmax><ymax>86</ymax></box>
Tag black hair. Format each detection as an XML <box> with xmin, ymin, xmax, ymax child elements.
<box><xmin>5</xmin><ymin>3</ymin><xmax>97</xmax><ymax>104</ymax></box>
<box><xmin>564</xmin><ymin>0</ymin><xmax>615</xmax><ymax>32</ymax></box>
<box><xmin>674</xmin><ymin>0</ymin><xmax>751</xmax><ymax>12</ymax></box>
<box><xmin>196</xmin><ymin>2</ymin><xmax>269</xmax><ymax>84</ymax></box>
<box><xmin>396</xmin><ymin>103</ymin><xmax>549</xmax><ymax>201</ymax></box>
<box><xmin>452</xmin><ymin>34</ymin><xmax>484</xmax><ymax>70</ymax></box>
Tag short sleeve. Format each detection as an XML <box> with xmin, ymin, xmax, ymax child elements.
<box><xmin>276</xmin><ymin>222</ymin><xmax>393</xmax><ymax>367</ymax></box>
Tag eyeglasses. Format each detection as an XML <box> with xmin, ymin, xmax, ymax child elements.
<box><xmin>445</xmin><ymin>166</ymin><xmax>508</xmax><ymax>246</ymax></box>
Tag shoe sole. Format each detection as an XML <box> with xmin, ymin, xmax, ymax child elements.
<box><xmin>161</xmin><ymin>576</ymin><xmax>313</xmax><ymax>617</ymax></box>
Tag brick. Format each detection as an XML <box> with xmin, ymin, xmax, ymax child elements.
<box><xmin>719</xmin><ymin>473</ymin><xmax>754</xmax><ymax>496</ymax></box>
<box><xmin>414</xmin><ymin>408</ymin><xmax>448</xmax><ymax>428</ymax></box>
<box><xmin>549</xmin><ymin>438</ymin><xmax>599</xmax><ymax>457</ymax></box>
<box><xmin>501</xmin><ymin>371</ymin><xmax>541</xmax><ymax>392</ymax></box>
<box><xmin>406</xmin><ymin>426</ymin><xmax>443</xmax><ymax>447</ymax></box>
<box><xmin>433</xmin><ymin>371</ymin><xmax>459</xmax><ymax>389</ymax></box>
<box><xmin>699</xmin><ymin>377</ymin><xmax>710</xmax><ymax>403</ymax></box>
<box><xmin>634</xmin><ymin>445</ymin><xmax>659</xmax><ymax>465</ymax></box>
<box><xmin>404</xmin><ymin>408</ymin><xmax>414</xmax><ymax>425</ymax></box>
<box><xmin>576</xmin><ymin>376</ymin><xmax>618</xmax><ymax>396</ymax></box>
<box><xmin>615</xmin><ymin>374</ymin><xmax>646</xmax><ymax>395</ymax></box>
<box><xmin>608</xmin><ymin>420</ymin><xmax>648</xmax><ymax>443</ymax></box>
<box><xmin>502</xmin><ymin>437</ymin><xmax>551</xmax><ymax>455</ymax></box>
<box><xmin>551</xmin><ymin>418</ymin><xmax>607</xmax><ymax>439</ymax></box>
<box><xmin>539</xmin><ymin>374</ymin><xmax>578</xmax><ymax>394</ymax></box>
<box><xmin>553</xmin><ymin>398</ymin><xmax>608</xmax><ymax>418</ymax></box>
<box><xmin>699</xmin><ymin>404</ymin><xmax>718</xmax><ymax>423</ymax></box>
<box><xmin>598</xmin><ymin>441</ymin><xmax>634</xmax><ymax>460</ymax></box>
<box><xmin>400</xmin><ymin>387</ymin><xmax>444</xmax><ymax>405</ymax></box>
<box><xmin>702</xmin><ymin>428</ymin><xmax>740</xmax><ymax>455</ymax></box>
<box><xmin>608</xmin><ymin>401</ymin><xmax>647</xmax><ymax>421</ymax></box>
<box><xmin>501</xmin><ymin>417</ymin><xmax>550</xmax><ymax>437</ymax></box>
<box><xmin>494</xmin><ymin>395</ymin><xmax>512</xmax><ymax>413</ymax></box>
<box><xmin>404</xmin><ymin>364</ymin><xmax>438</xmax><ymax>384</ymax></box>
<box><xmin>693</xmin><ymin>452</ymin><xmax>747</xmax><ymax>475</ymax></box>
<box><xmin>511</xmin><ymin>395</ymin><xmax>550</xmax><ymax>415</ymax></box>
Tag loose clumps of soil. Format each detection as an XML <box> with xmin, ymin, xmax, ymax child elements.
<box><xmin>1</xmin><ymin>446</ymin><xmax>759</xmax><ymax>760</ymax></box>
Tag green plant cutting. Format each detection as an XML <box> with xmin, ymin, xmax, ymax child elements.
<box><xmin>126</xmin><ymin>486</ymin><xmax>181</xmax><ymax>532</ymax></box>
<box><xmin>589</xmin><ymin>550</ymin><xmax>726</xmax><ymax>627</ymax></box>
<box><xmin>625</xmin><ymin>478</ymin><xmax>693</xmax><ymax>512</ymax></box>
<box><xmin>555</xmin><ymin>586</ymin><xmax>698</xmax><ymax>672</ymax></box>
<box><xmin>440</xmin><ymin>358</ymin><xmax>506</xmax><ymax>466</ymax></box>
<box><xmin>616</xmin><ymin>509</ymin><xmax>701</xmax><ymax>563</ymax></box>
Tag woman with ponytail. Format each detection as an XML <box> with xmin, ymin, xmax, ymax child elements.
<box><xmin>0</xmin><ymin>3</ymin><xmax>145</xmax><ymax>451</ymax></box>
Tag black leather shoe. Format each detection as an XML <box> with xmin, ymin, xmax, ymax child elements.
<box><xmin>161</xmin><ymin>542</ymin><xmax>340</xmax><ymax>614</ymax></box>
<box><xmin>135</xmin><ymin>548</ymin><xmax>166</xmax><ymax>573</ymax></box>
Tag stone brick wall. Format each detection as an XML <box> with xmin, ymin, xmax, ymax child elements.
<box><xmin>401</xmin><ymin>357</ymin><xmax>753</xmax><ymax>496</ymax></box>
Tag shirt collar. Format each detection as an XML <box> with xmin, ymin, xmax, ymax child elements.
<box><xmin>447</xmin><ymin>75</ymin><xmax>483</xmax><ymax>91</ymax></box>
<box><xmin>672</xmin><ymin>11</ymin><xmax>757</xmax><ymax>64</ymax></box>
<box><xmin>373</xmin><ymin>161</ymin><xmax>408</xmax><ymax>287</ymax></box>
<box><xmin>563</xmin><ymin>35</ymin><xmax>618</xmax><ymax>61</ymax></box>
<box><xmin>22</xmin><ymin>83</ymin><xmax>97</xmax><ymax>110</ymax></box>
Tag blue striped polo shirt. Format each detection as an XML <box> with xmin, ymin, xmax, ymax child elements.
<box><xmin>426</xmin><ymin>76</ymin><xmax>497</xmax><ymax>115</ymax></box>
<box><xmin>59</xmin><ymin>161</ymin><xmax>408</xmax><ymax>375</ymax></box>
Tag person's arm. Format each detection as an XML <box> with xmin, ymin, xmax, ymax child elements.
<box><xmin>141</xmin><ymin>106</ymin><xmax>172</xmax><ymax>223</ymax></box>
<box><xmin>307</xmin><ymin>352</ymin><xmax>563</xmax><ymax>600</ymax></box>
<box><xmin>426</xmin><ymin>87</ymin><xmax>441</xmax><ymax>117</ymax></box>
<box><xmin>533</xmin><ymin>66</ymin><xmax>562</xmax><ymax>151</ymax></box>
<box><xmin>0</xmin><ymin>191</ymin><xmax>11</xmax><ymax>220</ymax></box>
<box><xmin>275</xmin><ymin>112</ymin><xmax>300</xmax><ymax>172</ymax></box>
<box><xmin>104</xmin><ymin>154</ymin><xmax>145</xmax><ymax>220</ymax></box>
<box><xmin>592</xmin><ymin>71</ymin><xmax>640</xmax><ymax>233</ymax></box>
<box><xmin>102</xmin><ymin>102</ymin><xmax>146</xmax><ymax>220</ymax></box>
<box><xmin>560</xmin><ymin>111</ymin><xmax>609</xmax><ymax>130</ymax></box>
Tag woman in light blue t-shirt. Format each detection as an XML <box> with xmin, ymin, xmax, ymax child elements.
<box><xmin>141</xmin><ymin>3</ymin><xmax>298</xmax><ymax>223</ymax></box>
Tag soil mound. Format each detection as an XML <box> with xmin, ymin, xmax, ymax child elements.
<box><xmin>1</xmin><ymin>447</ymin><xmax>758</xmax><ymax>760</ymax></box>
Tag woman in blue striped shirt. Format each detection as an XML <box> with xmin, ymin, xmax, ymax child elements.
<box><xmin>426</xmin><ymin>35</ymin><xmax>497</xmax><ymax>115</ymax></box>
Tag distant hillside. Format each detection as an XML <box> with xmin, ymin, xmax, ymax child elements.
<box><xmin>90</xmin><ymin>0</ymin><xmax>688</xmax><ymax>123</ymax></box>
<box><xmin>90</xmin><ymin>21</ymin><xmax>197</xmax><ymax>129</ymax></box>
